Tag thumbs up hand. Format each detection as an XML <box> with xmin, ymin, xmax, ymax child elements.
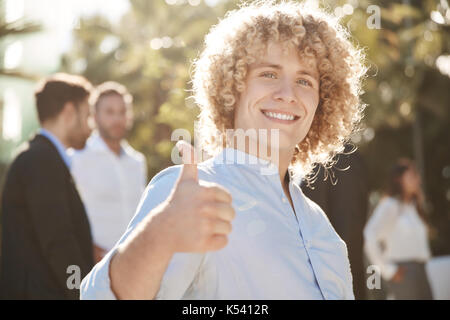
<box><xmin>176</xmin><ymin>140</ymin><xmax>199</xmax><ymax>182</ymax></box>
<box><xmin>107</xmin><ymin>141</ymin><xmax>235</xmax><ymax>299</ymax></box>
<box><xmin>162</xmin><ymin>141</ymin><xmax>235</xmax><ymax>252</ymax></box>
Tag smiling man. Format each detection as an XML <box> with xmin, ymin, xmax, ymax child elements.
<box><xmin>81</xmin><ymin>1</ymin><xmax>366</xmax><ymax>300</ymax></box>
<box><xmin>232</xmin><ymin>41</ymin><xmax>321</xmax><ymax>209</ymax></box>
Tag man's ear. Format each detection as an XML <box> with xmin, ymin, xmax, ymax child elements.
<box><xmin>126</xmin><ymin>107</ymin><xmax>134</xmax><ymax>129</ymax></box>
<box><xmin>61</xmin><ymin>101</ymin><xmax>76</xmax><ymax>122</ymax></box>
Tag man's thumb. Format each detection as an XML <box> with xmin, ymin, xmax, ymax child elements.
<box><xmin>176</xmin><ymin>140</ymin><xmax>198</xmax><ymax>182</ymax></box>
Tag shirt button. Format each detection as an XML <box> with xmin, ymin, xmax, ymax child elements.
<box><xmin>282</xmin><ymin>197</ymin><xmax>288</xmax><ymax>203</ymax></box>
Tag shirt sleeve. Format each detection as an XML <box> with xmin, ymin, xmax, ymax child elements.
<box><xmin>80</xmin><ymin>165</ymin><xmax>205</xmax><ymax>300</ymax></box>
<box><xmin>363</xmin><ymin>198</ymin><xmax>400</xmax><ymax>280</ymax></box>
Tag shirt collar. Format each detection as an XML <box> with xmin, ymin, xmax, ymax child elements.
<box><xmin>88</xmin><ymin>131</ymin><xmax>126</xmax><ymax>156</ymax></box>
<box><xmin>210</xmin><ymin>148</ymin><xmax>300</xmax><ymax>185</ymax></box>
<box><xmin>211</xmin><ymin>148</ymin><xmax>283</xmax><ymax>177</ymax></box>
<box><xmin>39</xmin><ymin>128</ymin><xmax>72</xmax><ymax>169</ymax></box>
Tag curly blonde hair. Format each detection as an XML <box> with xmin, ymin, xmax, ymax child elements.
<box><xmin>192</xmin><ymin>0</ymin><xmax>366</xmax><ymax>182</ymax></box>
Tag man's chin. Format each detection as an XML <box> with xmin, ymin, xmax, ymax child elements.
<box><xmin>71</xmin><ymin>140</ymin><xmax>87</xmax><ymax>150</ymax></box>
<box><xmin>102</xmin><ymin>132</ymin><xmax>125</xmax><ymax>142</ymax></box>
<box><xmin>260</xmin><ymin>138</ymin><xmax>299</xmax><ymax>152</ymax></box>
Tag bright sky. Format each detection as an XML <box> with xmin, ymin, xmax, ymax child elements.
<box><xmin>7</xmin><ymin>0</ymin><xmax>130</xmax><ymax>25</ymax></box>
<box><xmin>5</xmin><ymin>0</ymin><xmax>223</xmax><ymax>53</ymax></box>
<box><xmin>5</xmin><ymin>0</ymin><xmax>130</xmax><ymax>53</ymax></box>
<box><xmin>4</xmin><ymin>0</ymin><xmax>224</xmax><ymax>72</ymax></box>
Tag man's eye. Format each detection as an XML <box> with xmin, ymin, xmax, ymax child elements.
<box><xmin>297</xmin><ymin>79</ymin><xmax>312</xmax><ymax>87</ymax></box>
<box><xmin>261</xmin><ymin>72</ymin><xmax>277</xmax><ymax>79</ymax></box>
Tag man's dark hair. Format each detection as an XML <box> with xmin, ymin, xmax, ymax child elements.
<box><xmin>92</xmin><ymin>81</ymin><xmax>133</xmax><ymax>112</ymax></box>
<box><xmin>34</xmin><ymin>73</ymin><xmax>92</xmax><ymax>124</ymax></box>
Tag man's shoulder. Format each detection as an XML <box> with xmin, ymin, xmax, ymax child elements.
<box><xmin>12</xmin><ymin>135</ymin><xmax>58</xmax><ymax>167</ymax></box>
<box><xmin>148</xmin><ymin>162</ymin><xmax>218</xmax><ymax>187</ymax></box>
<box><xmin>148</xmin><ymin>165</ymin><xmax>181</xmax><ymax>186</ymax></box>
<box><xmin>122</xmin><ymin>141</ymin><xmax>146</xmax><ymax>163</ymax></box>
<box><xmin>301</xmin><ymin>188</ymin><xmax>335</xmax><ymax>225</ymax></box>
<box><xmin>301</xmin><ymin>189</ymin><xmax>346</xmax><ymax>243</ymax></box>
<box><xmin>4</xmin><ymin>136</ymin><xmax>62</xmax><ymax>184</ymax></box>
<box><xmin>302</xmin><ymin>191</ymin><xmax>326</xmax><ymax>215</ymax></box>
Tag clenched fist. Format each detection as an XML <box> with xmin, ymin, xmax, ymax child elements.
<box><xmin>162</xmin><ymin>141</ymin><xmax>235</xmax><ymax>252</ymax></box>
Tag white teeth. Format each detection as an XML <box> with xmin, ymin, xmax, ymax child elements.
<box><xmin>263</xmin><ymin>111</ymin><xmax>295</xmax><ymax>121</ymax></box>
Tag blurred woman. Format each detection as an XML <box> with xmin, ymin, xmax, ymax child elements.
<box><xmin>364</xmin><ymin>158</ymin><xmax>433</xmax><ymax>299</ymax></box>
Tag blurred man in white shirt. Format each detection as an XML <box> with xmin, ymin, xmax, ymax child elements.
<box><xmin>71</xmin><ymin>82</ymin><xmax>147</xmax><ymax>263</ymax></box>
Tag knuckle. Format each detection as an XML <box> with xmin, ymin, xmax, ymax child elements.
<box><xmin>230</xmin><ymin>207</ymin><xmax>236</xmax><ymax>219</ymax></box>
<box><xmin>221</xmin><ymin>206</ymin><xmax>235</xmax><ymax>221</ymax></box>
<box><xmin>223</xmin><ymin>222</ymin><xmax>232</xmax><ymax>234</ymax></box>
<box><xmin>201</xmin><ymin>219</ymin><xmax>213</xmax><ymax>234</ymax></box>
<box><xmin>200</xmin><ymin>203</ymin><xmax>213</xmax><ymax>216</ymax></box>
<box><xmin>223</xmin><ymin>188</ymin><xmax>232</xmax><ymax>199</ymax></box>
<box><xmin>227</xmin><ymin>222</ymin><xmax>233</xmax><ymax>233</ymax></box>
<box><xmin>223</xmin><ymin>206</ymin><xmax>235</xmax><ymax>220</ymax></box>
<box><xmin>200</xmin><ymin>186</ymin><xmax>214</xmax><ymax>199</ymax></box>
<box><xmin>217</xmin><ymin>236</ymin><xmax>228</xmax><ymax>249</ymax></box>
<box><xmin>217</xmin><ymin>186</ymin><xmax>232</xmax><ymax>200</ymax></box>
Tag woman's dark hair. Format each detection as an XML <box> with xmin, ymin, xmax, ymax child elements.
<box><xmin>385</xmin><ymin>158</ymin><xmax>427</xmax><ymax>222</ymax></box>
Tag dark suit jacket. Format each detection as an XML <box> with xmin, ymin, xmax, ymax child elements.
<box><xmin>0</xmin><ymin>134</ymin><xmax>94</xmax><ymax>299</ymax></box>
<box><xmin>301</xmin><ymin>146</ymin><xmax>369</xmax><ymax>300</ymax></box>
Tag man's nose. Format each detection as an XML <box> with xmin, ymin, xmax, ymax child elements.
<box><xmin>273</xmin><ymin>79</ymin><xmax>297</xmax><ymax>104</ymax></box>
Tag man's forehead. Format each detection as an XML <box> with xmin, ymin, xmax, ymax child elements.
<box><xmin>250</xmin><ymin>58</ymin><xmax>319</xmax><ymax>79</ymax></box>
<box><xmin>98</xmin><ymin>94</ymin><xmax>128</xmax><ymax>107</ymax></box>
<box><xmin>250</xmin><ymin>41</ymin><xmax>318</xmax><ymax>75</ymax></box>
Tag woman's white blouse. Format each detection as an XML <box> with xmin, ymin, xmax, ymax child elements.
<box><xmin>80</xmin><ymin>148</ymin><xmax>355</xmax><ymax>299</ymax></box>
<box><xmin>363</xmin><ymin>197</ymin><xmax>431</xmax><ymax>280</ymax></box>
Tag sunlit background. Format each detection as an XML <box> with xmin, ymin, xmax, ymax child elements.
<box><xmin>0</xmin><ymin>0</ymin><xmax>449</xmax><ymax>299</ymax></box>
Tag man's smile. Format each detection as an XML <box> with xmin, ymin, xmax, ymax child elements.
<box><xmin>260</xmin><ymin>109</ymin><xmax>300</xmax><ymax>124</ymax></box>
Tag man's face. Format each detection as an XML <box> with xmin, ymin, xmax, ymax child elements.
<box><xmin>95</xmin><ymin>94</ymin><xmax>131</xmax><ymax>142</ymax></box>
<box><xmin>234</xmin><ymin>42</ymin><xmax>320</xmax><ymax>153</ymax></box>
<box><xmin>67</xmin><ymin>97</ymin><xmax>93</xmax><ymax>150</ymax></box>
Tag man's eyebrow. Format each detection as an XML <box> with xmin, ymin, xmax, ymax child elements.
<box><xmin>252</xmin><ymin>62</ymin><xmax>282</xmax><ymax>69</ymax></box>
<box><xmin>296</xmin><ymin>69</ymin><xmax>319</xmax><ymax>79</ymax></box>
<box><xmin>252</xmin><ymin>62</ymin><xmax>318</xmax><ymax>79</ymax></box>
<box><xmin>253</xmin><ymin>62</ymin><xmax>282</xmax><ymax>69</ymax></box>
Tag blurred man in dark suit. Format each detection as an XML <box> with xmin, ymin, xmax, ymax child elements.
<box><xmin>0</xmin><ymin>74</ymin><xmax>94</xmax><ymax>299</ymax></box>
<box><xmin>301</xmin><ymin>144</ymin><xmax>369</xmax><ymax>300</ymax></box>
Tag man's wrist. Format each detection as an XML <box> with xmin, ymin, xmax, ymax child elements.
<box><xmin>109</xmin><ymin>203</ymin><xmax>176</xmax><ymax>300</ymax></box>
<box><xmin>142</xmin><ymin>201</ymin><xmax>177</xmax><ymax>257</ymax></box>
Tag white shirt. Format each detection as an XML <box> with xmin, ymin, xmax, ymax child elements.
<box><xmin>71</xmin><ymin>132</ymin><xmax>147</xmax><ymax>251</ymax></box>
<box><xmin>363</xmin><ymin>196</ymin><xmax>431</xmax><ymax>280</ymax></box>
<box><xmin>80</xmin><ymin>148</ymin><xmax>354</xmax><ymax>300</ymax></box>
